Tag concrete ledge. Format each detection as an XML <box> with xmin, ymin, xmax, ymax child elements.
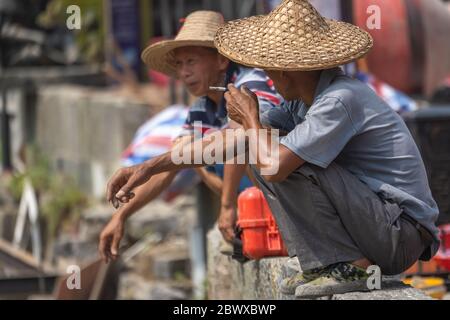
<box><xmin>207</xmin><ymin>226</ymin><xmax>432</xmax><ymax>300</ymax></box>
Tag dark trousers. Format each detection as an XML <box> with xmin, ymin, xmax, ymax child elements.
<box><xmin>252</xmin><ymin>162</ymin><xmax>431</xmax><ymax>275</ymax></box>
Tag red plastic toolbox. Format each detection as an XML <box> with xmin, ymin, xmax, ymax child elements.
<box><xmin>237</xmin><ymin>187</ymin><xmax>288</xmax><ymax>260</ymax></box>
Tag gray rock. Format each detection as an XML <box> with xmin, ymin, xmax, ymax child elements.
<box><xmin>332</xmin><ymin>281</ymin><xmax>432</xmax><ymax>300</ymax></box>
<box><xmin>53</xmin><ymin>236</ymin><xmax>99</xmax><ymax>265</ymax></box>
<box><xmin>127</xmin><ymin>195</ymin><xmax>196</xmax><ymax>241</ymax></box>
<box><xmin>150</xmin><ymin>282</ymin><xmax>188</xmax><ymax>300</ymax></box>
<box><xmin>79</xmin><ymin>204</ymin><xmax>114</xmax><ymax>242</ymax></box>
<box><xmin>118</xmin><ymin>273</ymin><xmax>189</xmax><ymax>300</ymax></box>
<box><xmin>231</xmin><ymin>258</ymin><xmax>297</xmax><ymax>300</ymax></box>
<box><xmin>207</xmin><ymin>226</ymin><xmax>434</xmax><ymax>300</ymax></box>
<box><xmin>152</xmin><ymin>251</ymin><xmax>190</xmax><ymax>280</ymax></box>
<box><xmin>206</xmin><ymin>226</ymin><xmax>234</xmax><ymax>299</ymax></box>
<box><xmin>207</xmin><ymin>226</ymin><xmax>294</xmax><ymax>300</ymax></box>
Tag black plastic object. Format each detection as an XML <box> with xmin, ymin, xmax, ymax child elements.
<box><xmin>403</xmin><ymin>106</ymin><xmax>450</xmax><ymax>225</ymax></box>
<box><xmin>231</xmin><ymin>225</ymin><xmax>250</xmax><ymax>263</ymax></box>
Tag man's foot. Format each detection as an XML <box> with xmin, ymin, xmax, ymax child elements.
<box><xmin>279</xmin><ymin>265</ymin><xmax>333</xmax><ymax>295</ymax></box>
<box><xmin>295</xmin><ymin>263</ymin><xmax>370</xmax><ymax>299</ymax></box>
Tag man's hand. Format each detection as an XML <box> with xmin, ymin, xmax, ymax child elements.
<box><xmin>98</xmin><ymin>213</ymin><xmax>125</xmax><ymax>263</ymax></box>
<box><xmin>224</xmin><ymin>84</ymin><xmax>260</xmax><ymax>127</ymax></box>
<box><xmin>106</xmin><ymin>164</ymin><xmax>151</xmax><ymax>208</ymax></box>
<box><xmin>218</xmin><ymin>204</ymin><xmax>237</xmax><ymax>243</ymax></box>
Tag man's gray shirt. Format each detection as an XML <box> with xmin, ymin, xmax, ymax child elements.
<box><xmin>261</xmin><ymin>68</ymin><xmax>440</xmax><ymax>255</ymax></box>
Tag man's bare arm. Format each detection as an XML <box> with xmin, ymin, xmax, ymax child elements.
<box><xmin>194</xmin><ymin>167</ymin><xmax>223</xmax><ymax>196</ymax></box>
<box><xmin>224</xmin><ymin>84</ymin><xmax>305</xmax><ymax>182</ymax></box>
<box><xmin>218</xmin><ymin>163</ymin><xmax>245</xmax><ymax>242</ymax></box>
<box><xmin>99</xmin><ymin>171</ymin><xmax>178</xmax><ymax>263</ymax></box>
<box><xmin>106</xmin><ymin>128</ymin><xmax>247</xmax><ymax>204</ymax></box>
<box><xmin>116</xmin><ymin>171</ymin><xmax>178</xmax><ymax>220</ymax></box>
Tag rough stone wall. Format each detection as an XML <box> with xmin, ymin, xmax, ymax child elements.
<box><xmin>207</xmin><ymin>226</ymin><xmax>432</xmax><ymax>300</ymax></box>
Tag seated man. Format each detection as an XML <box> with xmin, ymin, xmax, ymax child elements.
<box><xmin>105</xmin><ymin>1</ymin><xmax>440</xmax><ymax>298</ymax></box>
<box><xmin>98</xmin><ymin>10</ymin><xmax>282</xmax><ymax>263</ymax></box>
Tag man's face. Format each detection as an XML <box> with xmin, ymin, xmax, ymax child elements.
<box><xmin>265</xmin><ymin>70</ymin><xmax>292</xmax><ymax>100</ymax></box>
<box><xmin>173</xmin><ymin>46</ymin><xmax>229</xmax><ymax>97</ymax></box>
<box><xmin>267</xmin><ymin>70</ymin><xmax>323</xmax><ymax>102</ymax></box>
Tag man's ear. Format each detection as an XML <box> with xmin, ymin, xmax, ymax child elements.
<box><xmin>217</xmin><ymin>54</ymin><xmax>230</xmax><ymax>72</ymax></box>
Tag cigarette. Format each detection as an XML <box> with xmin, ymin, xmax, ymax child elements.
<box><xmin>209</xmin><ymin>86</ymin><xmax>228</xmax><ymax>92</ymax></box>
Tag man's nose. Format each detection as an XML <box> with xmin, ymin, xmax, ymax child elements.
<box><xmin>178</xmin><ymin>64</ymin><xmax>192</xmax><ymax>79</ymax></box>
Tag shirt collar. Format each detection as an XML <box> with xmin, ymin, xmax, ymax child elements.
<box><xmin>202</xmin><ymin>93</ymin><xmax>227</xmax><ymax>123</ymax></box>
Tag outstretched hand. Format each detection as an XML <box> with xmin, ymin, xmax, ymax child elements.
<box><xmin>106</xmin><ymin>164</ymin><xmax>151</xmax><ymax>208</ymax></box>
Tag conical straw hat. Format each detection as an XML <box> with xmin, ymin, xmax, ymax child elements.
<box><xmin>214</xmin><ymin>0</ymin><xmax>373</xmax><ymax>71</ymax></box>
<box><xmin>141</xmin><ymin>11</ymin><xmax>225</xmax><ymax>77</ymax></box>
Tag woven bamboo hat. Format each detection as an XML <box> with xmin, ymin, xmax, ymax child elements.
<box><xmin>141</xmin><ymin>11</ymin><xmax>225</xmax><ymax>77</ymax></box>
<box><xmin>214</xmin><ymin>0</ymin><xmax>373</xmax><ymax>71</ymax></box>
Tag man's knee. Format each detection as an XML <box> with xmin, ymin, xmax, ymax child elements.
<box><xmin>375</xmin><ymin>238</ymin><xmax>425</xmax><ymax>276</ymax></box>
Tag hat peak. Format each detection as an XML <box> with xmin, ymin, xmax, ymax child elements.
<box><xmin>262</xmin><ymin>0</ymin><xmax>329</xmax><ymax>39</ymax></box>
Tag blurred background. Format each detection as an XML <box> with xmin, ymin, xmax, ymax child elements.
<box><xmin>0</xmin><ymin>0</ymin><xmax>450</xmax><ymax>300</ymax></box>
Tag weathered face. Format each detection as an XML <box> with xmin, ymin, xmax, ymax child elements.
<box><xmin>265</xmin><ymin>70</ymin><xmax>292</xmax><ymax>100</ymax></box>
<box><xmin>266</xmin><ymin>70</ymin><xmax>319</xmax><ymax>101</ymax></box>
<box><xmin>173</xmin><ymin>46</ymin><xmax>229</xmax><ymax>97</ymax></box>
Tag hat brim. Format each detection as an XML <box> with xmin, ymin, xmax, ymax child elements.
<box><xmin>141</xmin><ymin>39</ymin><xmax>215</xmax><ymax>78</ymax></box>
<box><xmin>214</xmin><ymin>15</ymin><xmax>373</xmax><ymax>71</ymax></box>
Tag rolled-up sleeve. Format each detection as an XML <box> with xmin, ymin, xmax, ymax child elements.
<box><xmin>280</xmin><ymin>96</ymin><xmax>357</xmax><ymax>168</ymax></box>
